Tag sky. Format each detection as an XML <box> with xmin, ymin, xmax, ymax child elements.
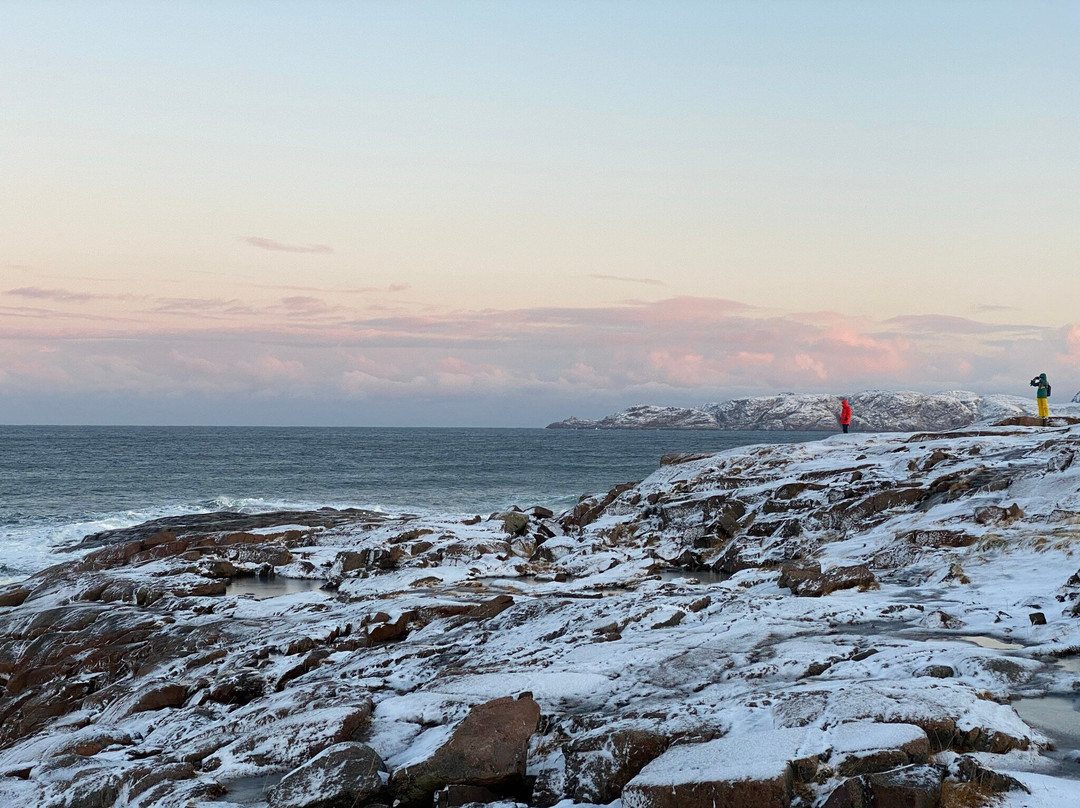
<box><xmin>1</xmin><ymin>1</ymin><xmax>1078</xmax><ymax>426</ymax></box>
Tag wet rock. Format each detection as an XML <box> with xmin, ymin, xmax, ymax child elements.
<box><xmin>390</xmin><ymin>694</ymin><xmax>541</xmax><ymax>807</ymax></box>
<box><xmin>0</xmin><ymin>585</ymin><xmax>30</xmax><ymax>608</ymax></box>
<box><xmin>267</xmin><ymin>742</ymin><xmax>387</xmax><ymax>808</ymax></box>
<box><xmin>564</xmin><ymin>728</ymin><xmax>669</xmax><ymax>803</ymax></box>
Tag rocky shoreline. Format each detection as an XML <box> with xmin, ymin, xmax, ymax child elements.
<box><xmin>5</xmin><ymin>420</ymin><xmax>1080</xmax><ymax>806</ymax></box>
<box><xmin>547</xmin><ymin>390</ymin><xmax>1080</xmax><ymax>432</ymax></box>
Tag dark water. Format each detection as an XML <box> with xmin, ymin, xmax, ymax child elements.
<box><xmin>0</xmin><ymin>426</ymin><xmax>829</xmax><ymax>581</ymax></box>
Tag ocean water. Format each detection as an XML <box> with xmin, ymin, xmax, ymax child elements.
<box><xmin>0</xmin><ymin>426</ymin><xmax>830</xmax><ymax>583</ymax></box>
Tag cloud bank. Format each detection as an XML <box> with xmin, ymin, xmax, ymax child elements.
<box><xmin>1</xmin><ymin>295</ymin><xmax>1075</xmax><ymax>425</ymax></box>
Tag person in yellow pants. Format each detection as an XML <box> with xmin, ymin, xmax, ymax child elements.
<box><xmin>1030</xmin><ymin>372</ymin><xmax>1050</xmax><ymax>419</ymax></box>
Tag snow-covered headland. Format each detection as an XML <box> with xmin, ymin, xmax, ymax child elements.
<box><xmin>547</xmin><ymin>390</ymin><xmax>1080</xmax><ymax>431</ymax></box>
<box><xmin>5</xmin><ymin>419</ymin><xmax>1080</xmax><ymax>806</ymax></box>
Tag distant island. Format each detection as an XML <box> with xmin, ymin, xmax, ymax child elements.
<box><xmin>547</xmin><ymin>389</ymin><xmax>1080</xmax><ymax>432</ymax></box>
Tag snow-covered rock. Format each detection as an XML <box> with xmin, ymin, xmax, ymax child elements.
<box><xmin>7</xmin><ymin>420</ymin><xmax>1080</xmax><ymax>805</ymax></box>
<box><xmin>548</xmin><ymin>390</ymin><xmax>1075</xmax><ymax>432</ymax></box>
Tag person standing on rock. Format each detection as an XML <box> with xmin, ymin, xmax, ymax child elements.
<box><xmin>839</xmin><ymin>399</ymin><xmax>852</xmax><ymax>433</ymax></box>
<box><xmin>1030</xmin><ymin>372</ymin><xmax>1051</xmax><ymax>421</ymax></box>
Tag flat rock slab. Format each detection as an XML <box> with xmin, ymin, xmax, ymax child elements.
<box><xmin>623</xmin><ymin>728</ymin><xmax>811</xmax><ymax>808</ymax></box>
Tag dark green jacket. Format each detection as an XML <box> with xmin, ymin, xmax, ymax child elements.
<box><xmin>1032</xmin><ymin>373</ymin><xmax>1050</xmax><ymax>399</ymax></box>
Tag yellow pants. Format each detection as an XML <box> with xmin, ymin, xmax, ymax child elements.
<box><xmin>1038</xmin><ymin>397</ymin><xmax>1049</xmax><ymax>418</ymax></box>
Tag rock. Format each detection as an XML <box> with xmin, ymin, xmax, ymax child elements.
<box><xmin>0</xmin><ymin>585</ymin><xmax>30</xmax><ymax>608</ymax></box>
<box><xmin>822</xmin><ymin>764</ymin><xmax>944</xmax><ymax>808</ymax></box>
<box><xmin>435</xmin><ymin>784</ymin><xmax>501</xmax><ymax>808</ymax></box>
<box><xmin>901</xmin><ymin>529</ymin><xmax>976</xmax><ymax>548</ymax></box>
<box><xmin>623</xmin><ymin>729</ymin><xmax>811</xmax><ymax>808</ymax></box>
<box><xmin>127</xmin><ymin>682</ymin><xmax>187</xmax><ymax>714</ymax></box>
<box><xmin>267</xmin><ymin>742</ymin><xmax>387</xmax><ymax>808</ymax></box>
<box><xmin>954</xmin><ymin>755</ymin><xmax>1029</xmax><ymax>794</ymax></box>
<box><xmin>1029</xmin><ymin>612</ymin><xmax>1047</xmax><ymax>626</ymax></box>
<box><xmin>499</xmin><ymin>512</ymin><xmax>530</xmax><ymax>535</ymax></box>
<box><xmin>390</xmin><ymin>694</ymin><xmax>541</xmax><ymax>807</ymax></box>
<box><xmin>660</xmin><ymin>452</ymin><xmax>712</xmax><ymax>466</ymax></box>
<box><xmin>829</xmin><ymin>723</ymin><xmax>930</xmax><ymax>777</ymax></box>
<box><xmin>565</xmin><ymin>728</ymin><xmax>669</xmax><ymax>803</ymax></box>
<box><xmin>208</xmin><ymin>669</ymin><xmax>265</xmax><ymax>705</ymax></box>
<box><xmin>974</xmin><ymin>503</ymin><xmax>1023</xmax><ymax>525</ymax></box>
<box><xmin>778</xmin><ymin>563</ymin><xmax>876</xmax><ymax>597</ymax></box>
<box><xmin>203</xmin><ymin>698</ymin><xmax>374</xmax><ymax>772</ymax></box>
<box><xmin>914</xmin><ymin>665</ymin><xmax>954</xmax><ymax>679</ymax></box>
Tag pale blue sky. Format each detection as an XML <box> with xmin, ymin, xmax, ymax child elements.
<box><xmin>2</xmin><ymin>1</ymin><xmax>1078</xmax><ymax>424</ymax></box>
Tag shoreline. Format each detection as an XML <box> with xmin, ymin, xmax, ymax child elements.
<box><xmin>3</xmin><ymin>420</ymin><xmax>1080</xmax><ymax>806</ymax></box>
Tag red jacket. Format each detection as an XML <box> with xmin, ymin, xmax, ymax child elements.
<box><xmin>840</xmin><ymin>400</ymin><xmax>852</xmax><ymax>425</ymax></box>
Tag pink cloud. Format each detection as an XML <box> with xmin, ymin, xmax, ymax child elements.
<box><xmin>3</xmin><ymin>296</ymin><xmax>1075</xmax><ymax>414</ymax></box>
<box><xmin>243</xmin><ymin>237</ymin><xmax>334</xmax><ymax>254</ymax></box>
<box><xmin>5</xmin><ymin>286</ymin><xmax>134</xmax><ymax>303</ymax></box>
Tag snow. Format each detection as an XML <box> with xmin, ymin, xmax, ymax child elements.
<box><xmin>628</xmin><ymin>728</ymin><xmax>811</xmax><ymax>785</ymax></box>
<box><xmin>7</xmin><ymin>419</ymin><xmax>1080</xmax><ymax>806</ymax></box>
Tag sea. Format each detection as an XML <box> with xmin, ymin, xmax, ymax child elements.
<box><xmin>0</xmin><ymin>425</ymin><xmax>831</xmax><ymax>584</ymax></box>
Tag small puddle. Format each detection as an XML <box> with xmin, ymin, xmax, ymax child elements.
<box><xmin>213</xmin><ymin>772</ymin><xmax>283</xmax><ymax>806</ymax></box>
<box><xmin>225</xmin><ymin>577</ymin><xmax>328</xmax><ymax>599</ymax></box>
<box><xmin>654</xmin><ymin>569</ymin><xmax>729</xmax><ymax>584</ymax></box>
<box><xmin>961</xmin><ymin>635</ymin><xmax>1024</xmax><ymax>650</ymax></box>
<box><xmin>1014</xmin><ymin>694</ymin><xmax>1080</xmax><ymax>779</ymax></box>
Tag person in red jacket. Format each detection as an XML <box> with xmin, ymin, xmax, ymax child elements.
<box><xmin>839</xmin><ymin>399</ymin><xmax>852</xmax><ymax>433</ymax></box>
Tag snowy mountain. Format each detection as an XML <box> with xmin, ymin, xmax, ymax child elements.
<box><xmin>548</xmin><ymin>389</ymin><xmax>1069</xmax><ymax>431</ymax></box>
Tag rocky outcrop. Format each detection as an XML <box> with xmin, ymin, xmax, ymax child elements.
<box><xmin>6</xmin><ymin>422</ymin><xmax>1080</xmax><ymax>806</ymax></box>
<box><xmin>548</xmin><ymin>405</ymin><xmax>718</xmax><ymax>430</ymax></box>
<box><xmin>390</xmin><ymin>694</ymin><xmax>541</xmax><ymax>807</ymax></box>
<box><xmin>548</xmin><ymin>390</ymin><xmax>1061</xmax><ymax>432</ymax></box>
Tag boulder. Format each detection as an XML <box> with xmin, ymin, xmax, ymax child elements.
<box><xmin>828</xmin><ymin>723</ymin><xmax>930</xmax><ymax>777</ymax></box>
<box><xmin>390</xmin><ymin>694</ymin><xmax>541</xmax><ymax>807</ymax></box>
<box><xmin>565</xmin><ymin>728</ymin><xmax>668</xmax><ymax>803</ymax></box>
<box><xmin>822</xmin><ymin>764</ymin><xmax>944</xmax><ymax>808</ymax></box>
<box><xmin>778</xmin><ymin>563</ymin><xmax>876</xmax><ymax>597</ymax></box>
<box><xmin>622</xmin><ymin>729</ymin><xmax>808</xmax><ymax>808</ymax></box>
<box><xmin>267</xmin><ymin>742</ymin><xmax>387</xmax><ymax>808</ymax></box>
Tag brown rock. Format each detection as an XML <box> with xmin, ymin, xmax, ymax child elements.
<box><xmin>267</xmin><ymin>742</ymin><xmax>387</xmax><ymax>808</ymax></box>
<box><xmin>778</xmin><ymin>563</ymin><xmax>876</xmax><ymax>597</ymax></box>
<box><xmin>823</xmin><ymin>765</ymin><xmax>943</xmax><ymax>808</ymax></box>
<box><xmin>390</xmin><ymin>694</ymin><xmax>541</xmax><ymax>807</ymax></box>
<box><xmin>0</xmin><ymin>585</ymin><xmax>30</xmax><ymax>608</ymax></box>
<box><xmin>127</xmin><ymin>682</ymin><xmax>187</xmax><ymax>714</ymax></box>
<box><xmin>565</xmin><ymin>728</ymin><xmax>668</xmax><ymax>803</ymax></box>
